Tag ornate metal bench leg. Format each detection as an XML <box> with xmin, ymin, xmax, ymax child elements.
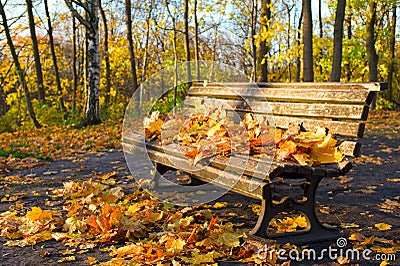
<box><xmin>250</xmin><ymin>176</ymin><xmax>341</xmax><ymax>244</ymax></box>
<box><xmin>250</xmin><ymin>183</ymin><xmax>276</xmax><ymax>238</ymax></box>
<box><xmin>151</xmin><ymin>163</ymin><xmax>170</xmax><ymax>187</ymax></box>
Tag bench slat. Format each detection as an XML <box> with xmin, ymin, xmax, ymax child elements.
<box><xmin>188</xmin><ymin>84</ymin><xmax>376</xmax><ymax>105</ymax></box>
<box><xmin>123</xmin><ymin>131</ymin><xmax>349</xmax><ymax>182</ymax></box>
<box><xmin>123</xmin><ymin>140</ymin><xmax>264</xmax><ymax>200</ymax></box>
<box><xmin>184</xmin><ymin>97</ymin><xmax>369</xmax><ymax>120</ymax></box>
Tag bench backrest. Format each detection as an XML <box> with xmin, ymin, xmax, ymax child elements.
<box><xmin>185</xmin><ymin>82</ymin><xmax>386</xmax><ymax>157</ymax></box>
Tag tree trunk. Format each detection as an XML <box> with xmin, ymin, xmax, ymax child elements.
<box><xmin>64</xmin><ymin>0</ymin><xmax>102</xmax><ymax>126</ymax></box>
<box><xmin>184</xmin><ymin>0</ymin><xmax>192</xmax><ymax>83</ymax></box>
<box><xmin>125</xmin><ymin>0</ymin><xmax>139</xmax><ymax>96</ymax></box>
<box><xmin>256</xmin><ymin>0</ymin><xmax>271</xmax><ymax>82</ymax></box>
<box><xmin>296</xmin><ymin>8</ymin><xmax>303</xmax><ymax>82</ymax></box>
<box><xmin>100</xmin><ymin>4</ymin><xmax>111</xmax><ymax>109</ymax></box>
<box><xmin>251</xmin><ymin>0</ymin><xmax>257</xmax><ymax>81</ymax></box>
<box><xmin>141</xmin><ymin>0</ymin><xmax>153</xmax><ymax>83</ymax></box>
<box><xmin>388</xmin><ymin>3</ymin><xmax>396</xmax><ymax>101</ymax></box>
<box><xmin>44</xmin><ymin>0</ymin><xmax>66</xmax><ymax>114</ymax></box>
<box><xmin>344</xmin><ymin>6</ymin><xmax>352</xmax><ymax>82</ymax></box>
<box><xmin>318</xmin><ymin>0</ymin><xmax>323</xmax><ymax>38</ymax></box>
<box><xmin>0</xmin><ymin>2</ymin><xmax>41</xmax><ymax>128</ymax></box>
<box><xmin>366</xmin><ymin>1</ymin><xmax>378</xmax><ymax>82</ymax></box>
<box><xmin>302</xmin><ymin>0</ymin><xmax>314</xmax><ymax>82</ymax></box>
<box><xmin>330</xmin><ymin>0</ymin><xmax>346</xmax><ymax>82</ymax></box>
<box><xmin>366</xmin><ymin>0</ymin><xmax>378</xmax><ymax>109</ymax></box>
<box><xmin>194</xmin><ymin>0</ymin><xmax>200</xmax><ymax>80</ymax></box>
<box><xmin>26</xmin><ymin>0</ymin><xmax>46</xmax><ymax>102</ymax></box>
<box><xmin>72</xmin><ymin>16</ymin><xmax>78</xmax><ymax>112</ymax></box>
<box><xmin>283</xmin><ymin>3</ymin><xmax>293</xmax><ymax>82</ymax></box>
<box><xmin>166</xmin><ymin>3</ymin><xmax>178</xmax><ymax>108</ymax></box>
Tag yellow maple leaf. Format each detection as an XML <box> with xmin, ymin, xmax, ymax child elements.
<box><xmin>294</xmin><ymin>215</ymin><xmax>308</xmax><ymax>228</ymax></box>
<box><xmin>165</xmin><ymin>237</ymin><xmax>186</xmax><ymax>256</ymax></box>
<box><xmin>26</xmin><ymin>206</ymin><xmax>52</xmax><ymax>222</ymax></box>
<box><xmin>374</xmin><ymin>223</ymin><xmax>392</xmax><ymax>231</ymax></box>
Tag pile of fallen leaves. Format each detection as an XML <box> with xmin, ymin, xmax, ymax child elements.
<box><xmin>143</xmin><ymin>108</ymin><xmax>344</xmax><ymax>166</ymax></box>
<box><xmin>0</xmin><ymin>122</ymin><xmax>121</xmax><ymax>173</ymax></box>
<box><xmin>0</xmin><ymin>178</ymin><xmax>284</xmax><ymax>265</ymax></box>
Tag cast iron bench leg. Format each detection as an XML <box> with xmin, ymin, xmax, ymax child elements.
<box><xmin>250</xmin><ymin>176</ymin><xmax>341</xmax><ymax>245</ymax></box>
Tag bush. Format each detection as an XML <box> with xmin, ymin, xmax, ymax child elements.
<box><xmin>376</xmin><ymin>97</ymin><xmax>395</xmax><ymax>110</ymax></box>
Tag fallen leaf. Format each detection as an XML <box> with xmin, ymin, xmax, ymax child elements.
<box><xmin>375</xmin><ymin>223</ymin><xmax>392</xmax><ymax>231</ymax></box>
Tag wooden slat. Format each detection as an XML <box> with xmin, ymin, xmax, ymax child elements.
<box><xmin>188</xmin><ymin>84</ymin><xmax>376</xmax><ymax>105</ymax></box>
<box><xmin>272</xmin><ymin>116</ymin><xmax>365</xmax><ymax>137</ymax></box>
<box><xmin>192</xmin><ymin>81</ymin><xmax>385</xmax><ymax>91</ymax></box>
<box><xmin>123</xmin><ymin>141</ymin><xmax>264</xmax><ymax>200</ymax></box>
<box><xmin>123</xmin><ymin>131</ymin><xmax>281</xmax><ymax>180</ymax></box>
<box><xmin>124</xmin><ymin>131</ymin><xmax>346</xmax><ymax>181</ymax></box>
<box><xmin>184</xmin><ymin>97</ymin><xmax>369</xmax><ymax>120</ymax></box>
<box><xmin>338</xmin><ymin>141</ymin><xmax>361</xmax><ymax>157</ymax></box>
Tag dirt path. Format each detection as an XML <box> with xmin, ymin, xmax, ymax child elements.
<box><xmin>0</xmin><ymin>116</ymin><xmax>399</xmax><ymax>265</ymax></box>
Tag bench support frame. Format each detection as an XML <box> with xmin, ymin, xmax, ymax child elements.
<box><xmin>251</xmin><ymin>174</ymin><xmax>341</xmax><ymax>244</ymax></box>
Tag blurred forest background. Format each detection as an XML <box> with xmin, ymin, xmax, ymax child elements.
<box><xmin>0</xmin><ymin>0</ymin><xmax>399</xmax><ymax>131</ymax></box>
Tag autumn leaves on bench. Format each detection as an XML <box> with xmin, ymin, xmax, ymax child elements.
<box><xmin>143</xmin><ymin>104</ymin><xmax>345</xmax><ymax>167</ymax></box>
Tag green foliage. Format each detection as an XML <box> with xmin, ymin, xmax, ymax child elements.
<box><xmin>376</xmin><ymin>97</ymin><xmax>395</xmax><ymax>110</ymax></box>
<box><xmin>151</xmin><ymin>83</ymin><xmax>189</xmax><ymax>115</ymax></box>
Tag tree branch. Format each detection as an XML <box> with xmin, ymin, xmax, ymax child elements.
<box><xmin>64</xmin><ymin>0</ymin><xmax>91</xmax><ymax>29</ymax></box>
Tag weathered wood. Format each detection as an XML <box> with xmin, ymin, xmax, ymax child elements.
<box><xmin>184</xmin><ymin>97</ymin><xmax>370</xmax><ymax>120</ymax></box>
<box><xmin>188</xmin><ymin>84</ymin><xmax>376</xmax><ymax>105</ymax></box>
<box><xmin>338</xmin><ymin>141</ymin><xmax>361</xmax><ymax>157</ymax></box>
<box><xmin>123</xmin><ymin>140</ymin><xmax>264</xmax><ymax>200</ymax></box>
<box><xmin>191</xmin><ymin>81</ymin><xmax>386</xmax><ymax>91</ymax></box>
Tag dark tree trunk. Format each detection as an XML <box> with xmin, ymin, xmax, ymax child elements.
<box><xmin>72</xmin><ymin>16</ymin><xmax>78</xmax><ymax>112</ymax></box>
<box><xmin>344</xmin><ymin>6</ymin><xmax>352</xmax><ymax>82</ymax></box>
<box><xmin>125</xmin><ymin>0</ymin><xmax>139</xmax><ymax>96</ymax></box>
<box><xmin>184</xmin><ymin>0</ymin><xmax>192</xmax><ymax>83</ymax></box>
<box><xmin>388</xmin><ymin>3</ymin><xmax>396</xmax><ymax>101</ymax></box>
<box><xmin>141</xmin><ymin>0</ymin><xmax>153</xmax><ymax>83</ymax></box>
<box><xmin>100</xmin><ymin>4</ymin><xmax>111</xmax><ymax>108</ymax></box>
<box><xmin>366</xmin><ymin>0</ymin><xmax>378</xmax><ymax>109</ymax></box>
<box><xmin>44</xmin><ymin>0</ymin><xmax>66</xmax><ymax>114</ymax></box>
<box><xmin>296</xmin><ymin>8</ymin><xmax>303</xmax><ymax>82</ymax></box>
<box><xmin>26</xmin><ymin>0</ymin><xmax>46</xmax><ymax>102</ymax></box>
<box><xmin>251</xmin><ymin>0</ymin><xmax>257</xmax><ymax>81</ymax></box>
<box><xmin>330</xmin><ymin>0</ymin><xmax>346</xmax><ymax>82</ymax></box>
<box><xmin>194</xmin><ymin>0</ymin><xmax>200</xmax><ymax>80</ymax></box>
<box><xmin>366</xmin><ymin>1</ymin><xmax>378</xmax><ymax>82</ymax></box>
<box><xmin>0</xmin><ymin>2</ymin><xmax>41</xmax><ymax>128</ymax></box>
<box><xmin>302</xmin><ymin>0</ymin><xmax>314</xmax><ymax>82</ymax></box>
<box><xmin>256</xmin><ymin>0</ymin><xmax>271</xmax><ymax>82</ymax></box>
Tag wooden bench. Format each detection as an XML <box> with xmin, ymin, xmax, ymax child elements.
<box><xmin>123</xmin><ymin>81</ymin><xmax>387</xmax><ymax>244</ymax></box>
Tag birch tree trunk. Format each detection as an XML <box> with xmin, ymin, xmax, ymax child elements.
<box><xmin>65</xmin><ymin>0</ymin><xmax>102</xmax><ymax>125</ymax></box>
